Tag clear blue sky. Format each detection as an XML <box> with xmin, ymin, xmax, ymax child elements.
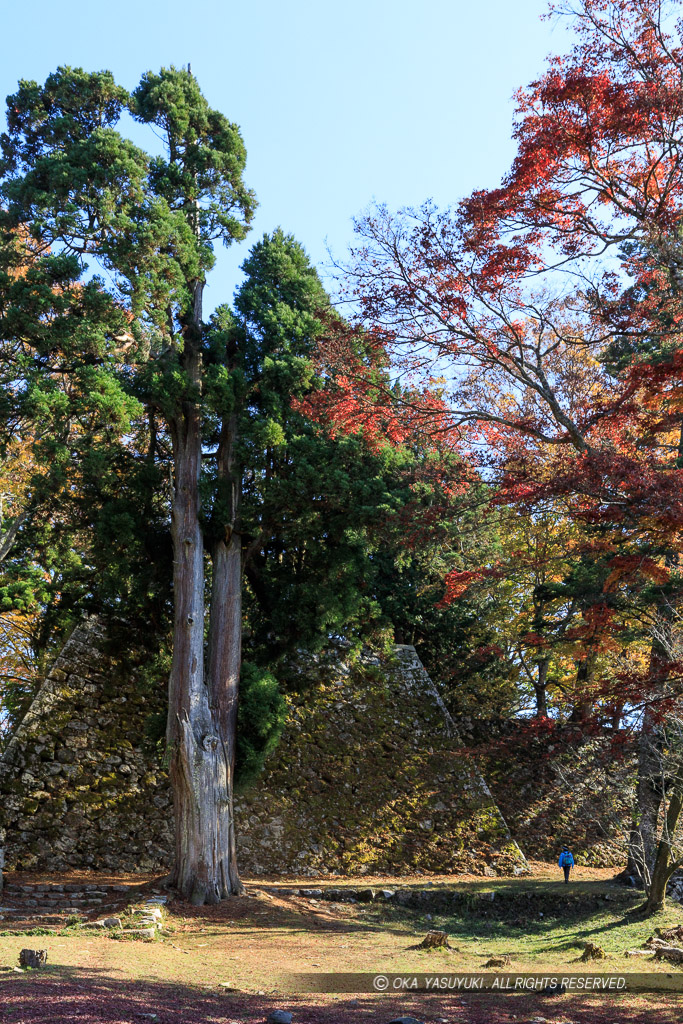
<box><xmin>1</xmin><ymin>0</ymin><xmax>566</xmax><ymax>310</ymax></box>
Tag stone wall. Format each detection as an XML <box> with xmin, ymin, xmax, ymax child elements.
<box><xmin>0</xmin><ymin>621</ymin><xmax>527</xmax><ymax>876</ymax></box>
<box><xmin>459</xmin><ymin>719</ymin><xmax>634</xmax><ymax>867</ymax></box>
<box><xmin>233</xmin><ymin>644</ymin><xmax>526</xmax><ymax>876</ymax></box>
<box><xmin>0</xmin><ymin>618</ymin><xmax>172</xmax><ymax>873</ymax></box>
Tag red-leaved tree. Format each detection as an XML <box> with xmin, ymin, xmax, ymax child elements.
<box><xmin>345</xmin><ymin>0</ymin><xmax>683</xmax><ymax>909</ymax></box>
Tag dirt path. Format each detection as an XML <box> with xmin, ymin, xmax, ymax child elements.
<box><xmin>1</xmin><ymin>860</ymin><xmax>620</xmax><ymax>890</ymax></box>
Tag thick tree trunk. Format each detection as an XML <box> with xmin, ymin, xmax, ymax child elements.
<box><xmin>165</xmin><ymin>280</ymin><xmax>245</xmax><ymax>904</ymax></box>
<box><xmin>627</xmin><ymin>705</ymin><xmax>663</xmax><ymax>883</ymax></box>
<box><xmin>629</xmin><ymin>486</ymin><xmax>682</xmax><ymax>882</ymax></box>
<box><xmin>627</xmin><ymin>621</ymin><xmax>674</xmax><ymax>881</ymax></box>
<box><xmin>167</xmin><ymin>378</ymin><xmax>216</xmax><ymax>902</ymax></box>
<box><xmin>204</xmin><ymin>407</ymin><xmax>243</xmax><ymax>894</ymax></box>
<box><xmin>645</xmin><ymin>790</ymin><xmax>683</xmax><ymax>915</ymax></box>
<box><xmin>569</xmin><ymin>653</ymin><xmax>595</xmax><ymax>723</ymax></box>
<box><xmin>205</xmin><ymin>530</ymin><xmax>243</xmax><ymax>895</ymax></box>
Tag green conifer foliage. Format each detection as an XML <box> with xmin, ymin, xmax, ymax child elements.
<box><xmin>1</xmin><ymin>65</ymin><xmax>256</xmax><ymax>902</ymax></box>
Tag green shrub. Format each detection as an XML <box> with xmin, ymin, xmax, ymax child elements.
<box><xmin>236</xmin><ymin>662</ymin><xmax>287</xmax><ymax>790</ymax></box>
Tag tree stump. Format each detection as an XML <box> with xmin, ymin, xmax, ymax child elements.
<box><xmin>418</xmin><ymin>931</ymin><xmax>451</xmax><ymax>949</ymax></box>
<box><xmin>19</xmin><ymin>949</ymin><xmax>48</xmax><ymax>968</ymax></box>
<box><xmin>580</xmin><ymin>942</ymin><xmax>607</xmax><ymax>961</ymax></box>
<box><xmin>484</xmin><ymin>954</ymin><xmax>511</xmax><ymax>968</ymax></box>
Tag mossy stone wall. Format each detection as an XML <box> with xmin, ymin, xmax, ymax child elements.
<box><xmin>0</xmin><ymin>618</ymin><xmax>172</xmax><ymax>873</ymax></box>
<box><xmin>234</xmin><ymin>644</ymin><xmax>526</xmax><ymax>876</ymax></box>
<box><xmin>0</xmin><ymin>622</ymin><xmax>526</xmax><ymax>876</ymax></box>
<box><xmin>459</xmin><ymin>719</ymin><xmax>633</xmax><ymax>867</ymax></box>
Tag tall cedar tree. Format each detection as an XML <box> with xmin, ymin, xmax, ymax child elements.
<box><xmin>0</xmin><ymin>66</ymin><xmax>258</xmax><ymax>902</ymax></box>
<box><xmin>0</xmin><ymin>73</ymin><xmax>413</xmax><ymax>900</ymax></box>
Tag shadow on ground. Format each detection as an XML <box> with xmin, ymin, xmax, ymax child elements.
<box><xmin>0</xmin><ymin>970</ymin><xmax>682</xmax><ymax>1024</ymax></box>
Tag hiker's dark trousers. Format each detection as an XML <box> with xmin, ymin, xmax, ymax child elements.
<box><xmin>563</xmin><ymin>865</ymin><xmax>570</xmax><ymax>883</ymax></box>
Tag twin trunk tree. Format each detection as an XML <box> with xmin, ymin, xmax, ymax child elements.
<box><xmin>0</xmin><ymin>67</ymin><xmax>344</xmax><ymax>902</ymax></box>
<box><xmin>167</xmin><ymin>285</ymin><xmax>243</xmax><ymax>903</ymax></box>
<box><xmin>0</xmin><ymin>66</ymin><xmax>257</xmax><ymax>902</ymax></box>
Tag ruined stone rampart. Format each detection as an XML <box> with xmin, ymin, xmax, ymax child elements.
<box><xmin>0</xmin><ymin>618</ymin><xmax>172</xmax><ymax>873</ymax></box>
<box><xmin>234</xmin><ymin>644</ymin><xmax>526</xmax><ymax>876</ymax></box>
<box><xmin>0</xmin><ymin>622</ymin><xmax>527</xmax><ymax>876</ymax></box>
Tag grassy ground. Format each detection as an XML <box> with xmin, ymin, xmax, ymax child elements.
<box><xmin>1</xmin><ymin>863</ymin><xmax>683</xmax><ymax>1021</ymax></box>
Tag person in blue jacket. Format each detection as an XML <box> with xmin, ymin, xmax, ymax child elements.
<box><xmin>559</xmin><ymin>845</ymin><xmax>574</xmax><ymax>883</ymax></box>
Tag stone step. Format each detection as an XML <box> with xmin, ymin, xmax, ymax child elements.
<box><xmin>1</xmin><ymin>884</ymin><xmax>164</xmax><ymax>918</ymax></box>
<box><xmin>5</xmin><ymin>884</ymin><xmax>114</xmax><ymax>894</ymax></box>
<box><xmin>2</xmin><ymin>897</ymin><xmax>105</xmax><ymax>906</ymax></box>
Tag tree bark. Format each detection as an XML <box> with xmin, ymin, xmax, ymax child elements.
<box><xmin>627</xmin><ymin>704</ymin><xmax>663</xmax><ymax>883</ymax></box>
<box><xmin>569</xmin><ymin>653</ymin><xmax>595</xmax><ymax>723</ymax></box>
<box><xmin>205</xmin><ymin>530</ymin><xmax>243</xmax><ymax>896</ymax></box>
<box><xmin>631</xmin><ymin>425</ymin><xmax>683</xmax><ymax>885</ymax></box>
<box><xmin>165</xmin><ymin>279</ymin><xmax>245</xmax><ymax>903</ymax></box>
<box><xmin>534</xmin><ymin>657</ymin><xmax>549</xmax><ymax>718</ymax></box>
<box><xmin>204</xmin><ymin>408</ymin><xmax>244</xmax><ymax>896</ymax></box>
<box><xmin>627</xmin><ymin>618</ymin><xmax>674</xmax><ymax>881</ymax></box>
<box><xmin>645</xmin><ymin>790</ymin><xmax>683</xmax><ymax>915</ymax></box>
<box><xmin>0</xmin><ymin>508</ymin><xmax>28</xmax><ymax>563</ymax></box>
<box><xmin>166</xmin><ymin>370</ymin><xmax>214</xmax><ymax>901</ymax></box>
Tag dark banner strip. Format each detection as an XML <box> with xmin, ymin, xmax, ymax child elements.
<box><xmin>281</xmin><ymin>972</ymin><xmax>683</xmax><ymax>993</ymax></box>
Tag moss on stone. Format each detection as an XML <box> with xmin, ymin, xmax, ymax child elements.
<box><xmin>0</xmin><ymin>622</ymin><xmax>525</xmax><ymax>876</ymax></box>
